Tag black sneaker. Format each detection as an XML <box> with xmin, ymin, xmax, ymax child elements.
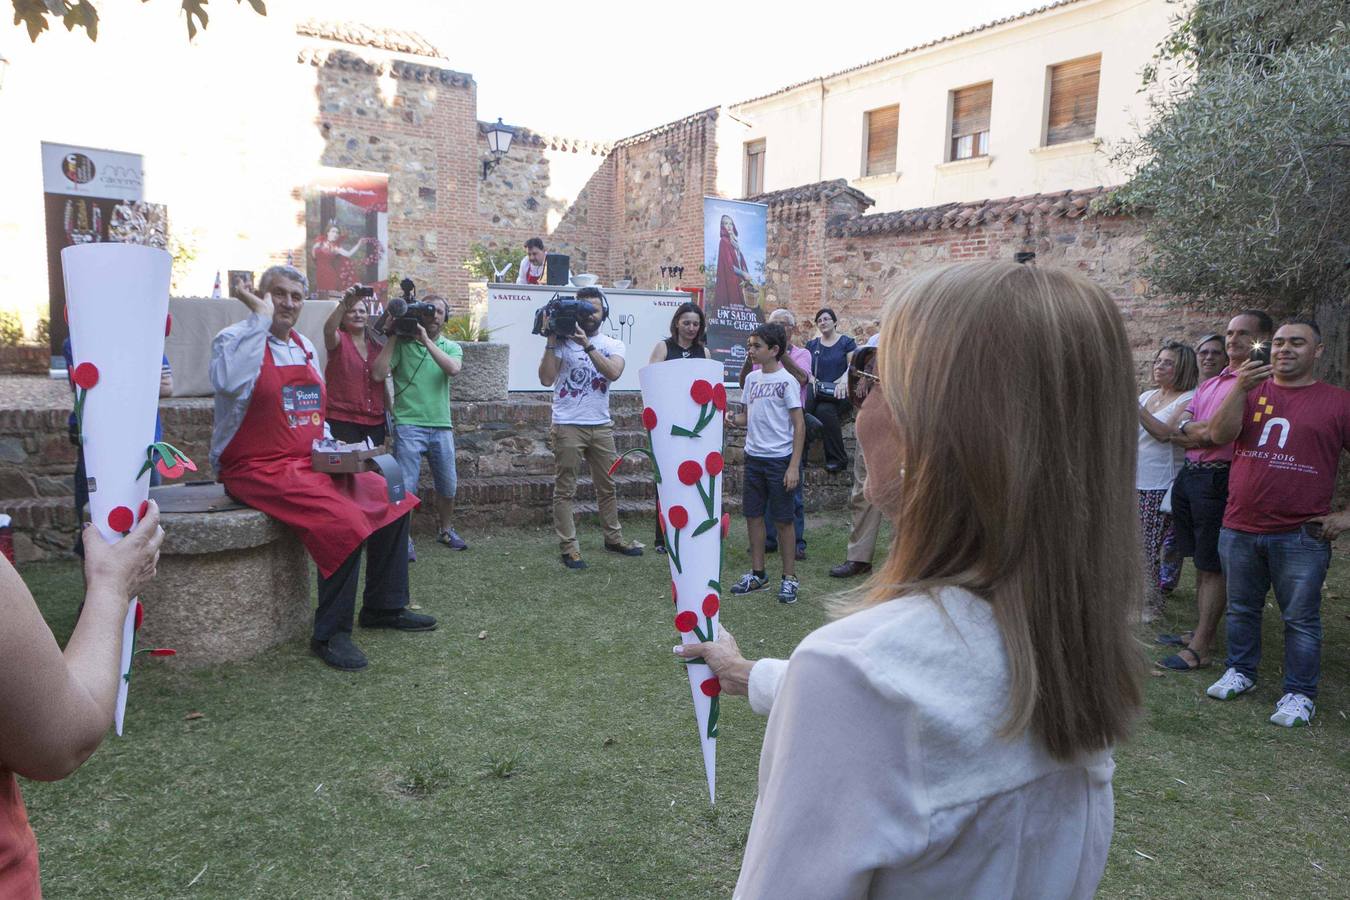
<box><xmin>311</xmin><ymin>633</ymin><xmax>368</xmax><ymax>671</ymax></box>
<box><xmin>357</xmin><ymin>609</ymin><xmax>438</xmax><ymax>631</ymax></box>
<box><xmin>604</xmin><ymin>541</ymin><xmax>643</xmax><ymax>557</ymax></box>
<box><xmin>561</xmin><ymin>552</ymin><xmax>588</xmax><ymax>570</ymax></box>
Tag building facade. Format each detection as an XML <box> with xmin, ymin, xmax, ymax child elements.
<box><xmin>727</xmin><ymin>0</ymin><xmax>1178</xmax><ymax>211</ymax></box>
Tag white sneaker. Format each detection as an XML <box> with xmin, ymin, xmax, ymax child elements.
<box><xmin>1269</xmin><ymin>692</ymin><xmax>1314</xmax><ymax>728</ymax></box>
<box><xmin>1206</xmin><ymin>668</ymin><xmax>1255</xmax><ymax>700</ymax></box>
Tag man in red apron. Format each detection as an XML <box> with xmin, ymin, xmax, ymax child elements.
<box><xmin>212</xmin><ymin>267</ymin><xmax>434</xmax><ymax>671</ymax></box>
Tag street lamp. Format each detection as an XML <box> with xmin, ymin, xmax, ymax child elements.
<box><xmin>481</xmin><ymin>117</ymin><xmax>515</xmax><ymax>179</ymax></box>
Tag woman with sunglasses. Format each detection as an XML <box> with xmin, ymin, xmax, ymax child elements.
<box><xmin>678</xmin><ymin>261</ymin><xmax>1141</xmax><ymax>898</ymax></box>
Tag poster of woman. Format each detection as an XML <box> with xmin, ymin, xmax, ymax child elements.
<box><xmin>304</xmin><ymin>168</ymin><xmax>389</xmax><ymax>304</ymax></box>
<box><xmin>703</xmin><ymin>197</ymin><xmax>767</xmax><ymax>382</ymax></box>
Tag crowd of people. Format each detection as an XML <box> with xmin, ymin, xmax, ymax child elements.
<box><xmin>1136</xmin><ymin>309</ymin><xmax>1348</xmax><ymax>729</ymax></box>
<box><xmin>2</xmin><ymin>245</ymin><xmax>1345</xmax><ymax>896</ymax></box>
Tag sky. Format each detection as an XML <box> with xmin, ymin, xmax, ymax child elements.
<box><xmin>314</xmin><ymin>0</ymin><xmax>1057</xmax><ymax>140</ymax></box>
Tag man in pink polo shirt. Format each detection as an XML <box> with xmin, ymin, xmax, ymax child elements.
<box><xmin>1157</xmin><ymin>309</ymin><xmax>1272</xmax><ymax>672</ymax></box>
<box><xmin>1191</xmin><ymin>319</ymin><xmax>1349</xmax><ymax>726</ymax></box>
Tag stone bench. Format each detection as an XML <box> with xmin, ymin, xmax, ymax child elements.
<box><xmin>138</xmin><ymin>500</ymin><xmax>310</xmax><ymax>668</ymax></box>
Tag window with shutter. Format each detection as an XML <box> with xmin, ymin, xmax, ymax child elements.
<box><xmin>1046</xmin><ymin>55</ymin><xmax>1100</xmax><ymax>145</ymax></box>
<box><xmin>744</xmin><ymin>140</ymin><xmax>765</xmax><ymax>196</ymax></box>
<box><xmin>864</xmin><ymin>105</ymin><xmax>899</xmax><ymax>176</ymax></box>
<box><xmin>950</xmin><ymin>82</ymin><xmax>992</xmax><ymax>160</ymax></box>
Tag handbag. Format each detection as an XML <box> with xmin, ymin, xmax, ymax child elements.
<box><xmin>810</xmin><ymin>343</ymin><xmax>836</xmax><ymax>399</ymax></box>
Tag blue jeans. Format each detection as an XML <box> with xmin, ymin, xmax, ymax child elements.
<box><xmin>393</xmin><ymin>424</ymin><xmax>457</xmax><ymax>499</ymax></box>
<box><xmin>1219</xmin><ymin>527</ymin><xmax>1331</xmax><ymax>699</ymax></box>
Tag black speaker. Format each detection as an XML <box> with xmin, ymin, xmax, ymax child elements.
<box><xmin>546</xmin><ymin>253</ymin><xmax>570</xmax><ymax>285</ymax></box>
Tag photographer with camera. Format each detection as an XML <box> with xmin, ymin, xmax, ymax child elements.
<box><xmin>536</xmin><ymin>286</ymin><xmax>643</xmax><ymax>569</ymax></box>
<box><xmin>323</xmin><ymin>285</ymin><xmax>388</xmax><ymax>447</ymax></box>
<box><xmin>372</xmin><ymin>292</ymin><xmax>466</xmax><ymax>554</ymax></box>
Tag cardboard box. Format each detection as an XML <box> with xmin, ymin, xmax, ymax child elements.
<box><xmin>310</xmin><ymin>446</ymin><xmax>384</xmax><ymax>474</ymax></box>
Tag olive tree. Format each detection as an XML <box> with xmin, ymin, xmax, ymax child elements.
<box><xmin>1115</xmin><ymin>0</ymin><xmax>1349</xmax><ymax>384</ymax></box>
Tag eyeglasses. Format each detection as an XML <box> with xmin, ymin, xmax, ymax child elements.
<box><xmin>847</xmin><ymin>351</ymin><xmax>880</xmax><ymax>409</ymax></box>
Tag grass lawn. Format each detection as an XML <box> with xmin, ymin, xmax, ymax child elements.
<box><xmin>17</xmin><ymin>512</ymin><xmax>1350</xmax><ymax>898</ymax></box>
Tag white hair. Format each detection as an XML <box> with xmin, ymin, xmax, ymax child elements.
<box><xmin>768</xmin><ymin>308</ymin><xmax>796</xmax><ymax>327</ymax></box>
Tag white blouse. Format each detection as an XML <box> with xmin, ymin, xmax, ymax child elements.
<box><xmin>737</xmin><ymin>587</ymin><xmax>1115</xmax><ymax>900</ymax></box>
<box><xmin>1136</xmin><ymin>389</ymin><xmax>1193</xmax><ymax>490</ymax></box>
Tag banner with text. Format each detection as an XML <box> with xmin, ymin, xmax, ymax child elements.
<box><xmin>703</xmin><ymin>197</ymin><xmax>767</xmax><ymax>383</ymax></box>
<box><xmin>486</xmin><ymin>283</ymin><xmax>691</xmax><ymax>392</ymax></box>
<box><xmin>41</xmin><ymin>142</ymin><xmax>165</xmax><ymax>364</ymax></box>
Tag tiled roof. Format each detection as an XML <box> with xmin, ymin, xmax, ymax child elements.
<box><xmin>749</xmin><ymin>179</ymin><xmax>875</xmax><ymax>210</ymax></box>
<box><xmin>613</xmin><ymin>108</ymin><xmax>719</xmax><ymax>149</ymax></box>
<box><xmin>296</xmin><ymin>48</ymin><xmax>473</xmax><ymax>87</ymax></box>
<box><xmin>733</xmin><ymin>0</ymin><xmax>1086</xmax><ymax>108</ymax></box>
<box><xmin>297</xmin><ymin>20</ymin><xmax>443</xmax><ymax>58</ymax></box>
<box><xmin>830</xmin><ymin>186</ymin><xmax>1120</xmax><ymax>236</ymax></box>
<box><xmin>478</xmin><ymin>122</ymin><xmax>612</xmax><ymax>156</ymax></box>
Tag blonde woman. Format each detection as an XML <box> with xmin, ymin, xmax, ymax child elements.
<box><xmin>679</xmin><ymin>261</ymin><xmax>1142</xmax><ymax>899</ymax></box>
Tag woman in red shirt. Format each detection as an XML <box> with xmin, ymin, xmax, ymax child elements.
<box><xmin>323</xmin><ymin>289</ymin><xmax>389</xmax><ymax>446</ymax></box>
<box><xmin>0</xmin><ymin>507</ymin><xmax>163</xmax><ymax>898</ymax></box>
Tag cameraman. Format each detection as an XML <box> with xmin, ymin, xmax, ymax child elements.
<box><xmin>372</xmin><ymin>294</ymin><xmax>467</xmax><ymax>554</ymax></box>
<box><xmin>538</xmin><ymin>287</ymin><xmax>643</xmax><ymax>569</ymax></box>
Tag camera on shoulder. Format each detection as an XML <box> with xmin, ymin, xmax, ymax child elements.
<box><xmin>531</xmin><ymin>291</ymin><xmax>601</xmax><ymax>339</ymax></box>
<box><xmin>382</xmin><ymin>277</ymin><xmax>438</xmax><ymax>338</ymax></box>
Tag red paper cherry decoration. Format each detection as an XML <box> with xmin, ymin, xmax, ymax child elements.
<box><xmin>667</xmin><ymin>505</ymin><xmax>689</xmax><ymax>529</ymax></box>
<box><xmin>705</xmin><ymin>451</ymin><xmax>724</xmax><ymax>476</ymax></box>
<box><xmin>702</xmin><ymin>594</ymin><xmax>720</xmax><ymax>617</ymax></box>
<box><xmin>690</xmin><ymin>379</ymin><xmax>713</xmax><ymax>405</ymax></box>
<box><xmin>138</xmin><ymin>500</ymin><xmax>150</xmax><ymax>519</ymax></box>
<box><xmin>711</xmin><ymin>383</ymin><xmax>728</xmax><ymax>412</ymax></box>
<box><xmin>671</xmin><ymin>581</ymin><xmax>677</xmax><ymax>605</ymax></box>
<box><xmin>164</xmin><ymin>314</ymin><xmax>173</xmax><ymax>337</ymax></box>
<box><xmin>73</xmin><ymin>363</ymin><xmax>100</xmax><ymax>390</ymax></box>
<box><xmin>700</xmin><ymin>677</ymin><xmax>722</xmax><ymax>697</ymax></box>
<box><xmin>675</xmin><ymin>611</ymin><xmax>698</xmax><ymax>633</ymax></box>
<box><xmin>641</xmin><ymin>407</ymin><xmax>658</xmax><ymax>430</ymax></box>
<box><xmin>108</xmin><ymin>505</ymin><xmax>134</xmax><ymax>534</ymax></box>
<box><xmin>720</xmin><ymin>512</ymin><xmax>731</xmax><ymax>539</ymax></box>
<box><xmin>677</xmin><ymin>460</ymin><xmax>703</xmax><ymax>486</ymax></box>
<box><xmin>133</xmin><ymin>600</ymin><xmax>144</xmax><ymax>631</ymax></box>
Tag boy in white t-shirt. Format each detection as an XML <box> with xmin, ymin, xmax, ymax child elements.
<box><xmin>731</xmin><ymin>323</ymin><xmax>805</xmax><ymax>603</ymax></box>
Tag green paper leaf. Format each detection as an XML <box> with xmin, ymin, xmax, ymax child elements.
<box><xmin>692</xmin><ymin>518</ymin><xmax>717</xmax><ymax>537</ymax></box>
<box><xmin>707</xmin><ymin>579</ymin><xmax>721</xmax><ymax>592</ymax></box>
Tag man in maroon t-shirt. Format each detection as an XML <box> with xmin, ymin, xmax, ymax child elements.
<box><xmin>1189</xmin><ymin>319</ymin><xmax>1350</xmax><ymax>727</ymax></box>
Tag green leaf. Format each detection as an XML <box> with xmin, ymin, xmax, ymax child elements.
<box><xmin>691</xmin><ymin>518</ymin><xmax>717</xmax><ymax>537</ymax></box>
<box><xmin>706</xmin><ymin>579</ymin><xmax>720</xmax><ymax>592</ymax></box>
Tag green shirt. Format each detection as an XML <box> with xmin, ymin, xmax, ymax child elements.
<box><xmin>390</xmin><ymin>335</ymin><xmax>462</xmax><ymax>427</ymax></box>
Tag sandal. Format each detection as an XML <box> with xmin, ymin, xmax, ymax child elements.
<box><xmin>1155</xmin><ymin>631</ymin><xmax>1195</xmax><ymax>647</ymax></box>
<box><xmin>1158</xmin><ymin>647</ymin><xmax>1210</xmax><ymax>671</ymax></box>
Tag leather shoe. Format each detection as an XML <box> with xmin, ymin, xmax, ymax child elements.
<box><xmin>357</xmin><ymin>609</ymin><xmax>437</xmax><ymax>631</ymax></box>
<box><xmin>311</xmin><ymin>633</ymin><xmax>368</xmax><ymax>671</ymax></box>
<box><xmin>561</xmin><ymin>552</ymin><xmax>588</xmax><ymax>570</ymax></box>
<box><xmin>604</xmin><ymin>541</ymin><xmax>643</xmax><ymax>557</ymax></box>
<box><xmin>829</xmin><ymin>560</ymin><xmax>872</xmax><ymax>578</ymax></box>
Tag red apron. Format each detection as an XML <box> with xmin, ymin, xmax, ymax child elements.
<box><xmin>218</xmin><ymin>335</ymin><xmax>416</xmax><ymax>579</ymax></box>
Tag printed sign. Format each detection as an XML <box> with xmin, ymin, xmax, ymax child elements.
<box><xmin>703</xmin><ymin>197</ymin><xmax>768</xmax><ymax>382</ymax></box>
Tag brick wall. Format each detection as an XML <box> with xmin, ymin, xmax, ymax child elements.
<box><xmin>310</xmin><ymin>51</ymin><xmax>479</xmax><ymax>305</ymax></box>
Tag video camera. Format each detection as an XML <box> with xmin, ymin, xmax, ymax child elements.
<box><xmin>531</xmin><ymin>289</ymin><xmax>608</xmax><ymax>338</ymax></box>
<box><xmin>383</xmin><ymin>277</ymin><xmax>439</xmax><ymax>338</ymax></box>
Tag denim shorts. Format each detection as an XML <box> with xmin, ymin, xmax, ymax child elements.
<box><xmin>393</xmin><ymin>423</ymin><xmax>456</xmax><ymax>498</ymax></box>
<box><xmin>743</xmin><ymin>454</ymin><xmax>795</xmax><ymax>524</ymax></box>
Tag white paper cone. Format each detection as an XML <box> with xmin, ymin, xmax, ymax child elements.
<box><xmin>638</xmin><ymin>358</ymin><xmax>729</xmax><ymax>804</ymax></box>
<box><xmin>63</xmin><ymin>243</ymin><xmax>171</xmax><ymax>735</ymax></box>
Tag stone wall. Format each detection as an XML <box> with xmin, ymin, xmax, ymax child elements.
<box><xmin>816</xmin><ymin>188</ymin><xmax>1225</xmax><ymax>378</ymax></box>
<box><xmin>309</xmin><ymin>49</ymin><xmax>479</xmax><ymax>304</ymax></box>
<box><xmin>609</xmin><ymin>110</ymin><xmax>720</xmax><ymax>290</ymax></box>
